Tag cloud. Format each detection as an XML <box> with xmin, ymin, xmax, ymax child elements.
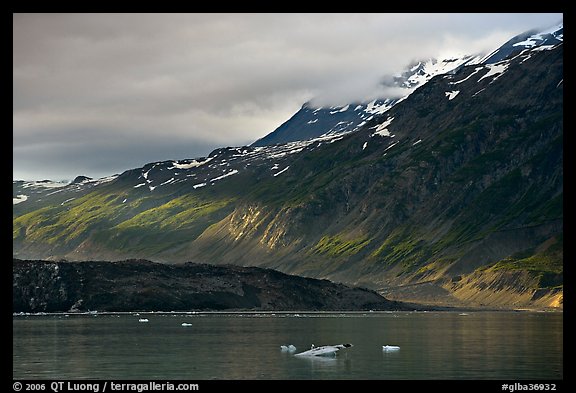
<box><xmin>13</xmin><ymin>13</ymin><xmax>562</xmax><ymax>180</ymax></box>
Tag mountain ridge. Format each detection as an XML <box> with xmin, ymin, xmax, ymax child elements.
<box><xmin>13</xmin><ymin>28</ymin><xmax>563</xmax><ymax>309</ymax></box>
<box><xmin>251</xmin><ymin>22</ymin><xmax>563</xmax><ymax>148</ymax></box>
<box><xmin>251</xmin><ymin>55</ymin><xmax>477</xmax><ymax>147</ymax></box>
<box><xmin>13</xmin><ymin>258</ymin><xmax>408</xmax><ymax>312</ymax></box>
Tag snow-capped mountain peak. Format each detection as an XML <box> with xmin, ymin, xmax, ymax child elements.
<box><xmin>253</xmin><ymin>21</ymin><xmax>562</xmax><ymax>148</ymax></box>
<box><xmin>394</xmin><ymin>55</ymin><xmax>477</xmax><ymax>89</ymax></box>
<box><xmin>252</xmin><ymin>53</ymin><xmax>476</xmax><ymax>147</ymax></box>
<box><xmin>475</xmin><ymin>22</ymin><xmax>563</xmax><ymax>65</ymax></box>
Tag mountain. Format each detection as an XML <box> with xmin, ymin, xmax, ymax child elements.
<box><xmin>252</xmin><ymin>55</ymin><xmax>477</xmax><ymax>147</ymax></box>
<box><xmin>13</xmin><ymin>28</ymin><xmax>563</xmax><ymax>309</ymax></box>
<box><xmin>478</xmin><ymin>22</ymin><xmax>563</xmax><ymax>64</ymax></box>
<box><xmin>13</xmin><ymin>259</ymin><xmax>407</xmax><ymax>313</ymax></box>
<box><xmin>252</xmin><ymin>22</ymin><xmax>563</xmax><ymax>148</ymax></box>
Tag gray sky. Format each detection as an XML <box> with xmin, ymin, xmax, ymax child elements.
<box><xmin>13</xmin><ymin>13</ymin><xmax>562</xmax><ymax>181</ymax></box>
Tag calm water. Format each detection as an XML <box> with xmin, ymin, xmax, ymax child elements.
<box><xmin>13</xmin><ymin>311</ymin><xmax>562</xmax><ymax>380</ymax></box>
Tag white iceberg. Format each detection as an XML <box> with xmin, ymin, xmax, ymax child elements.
<box><xmin>295</xmin><ymin>343</ymin><xmax>352</xmax><ymax>357</ymax></box>
<box><xmin>280</xmin><ymin>344</ymin><xmax>297</xmax><ymax>352</ymax></box>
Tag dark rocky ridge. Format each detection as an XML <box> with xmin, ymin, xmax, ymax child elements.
<box><xmin>13</xmin><ymin>259</ymin><xmax>407</xmax><ymax>313</ymax></box>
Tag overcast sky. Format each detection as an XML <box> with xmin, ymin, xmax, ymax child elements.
<box><xmin>13</xmin><ymin>13</ymin><xmax>562</xmax><ymax>181</ymax></box>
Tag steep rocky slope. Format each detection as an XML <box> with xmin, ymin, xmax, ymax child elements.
<box><xmin>13</xmin><ymin>43</ymin><xmax>563</xmax><ymax>309</ymax></box>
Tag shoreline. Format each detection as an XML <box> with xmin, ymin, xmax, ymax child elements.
<box><xmin>12</xmin><ymin>308</ymin><xmax>563</xmax><ymax>317</ymax></box>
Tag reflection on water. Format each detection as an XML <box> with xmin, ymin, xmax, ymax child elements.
<box><xmin>13</xmin><ymin>312</ymin><xmax>562</xmax><ymax>380</ymax></box>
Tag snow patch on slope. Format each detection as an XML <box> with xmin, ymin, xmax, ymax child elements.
<box><xmin>371</xmin><ymin>117</ymin><xmax>394</xmax><ymax>137</ymax></box>
<box><xmin>170</xmin><ymin>157</ymin><xmax>214</xmax><ymax>170</ymax></box>
<box><xmin>478</xmin><ymin>63</ymin><xmax>509</xmax><ymax>83</ymax></box>
<box><xmin>13</xmin><ymin>194</ymin><xmax>28</xmax><ymax>204</ymax></box>
<box><xmin>273</xmin><ymin>166</ymin><xmax>290</xmax><ymax>177</ymax></box>
<box><xmin>445</xmin><ymin>91</ymin><xmax>460</xmax><ymax>100</ymax></box>
<box><xmin>330</xmin><ymin>105</ymin><xmax>350</xmax><ymax>114</ymax></box>
<box><xmin>211</xmin><ymin>170</ymin><xmax>239</xmax><ymax>182</ymax></box>
<box><xmin>450</xmin><ymin>67</ymin><xmax>483</xmax><ymax>85</ymax></box>
<box><xmin>21</xmin><ymin>180</ymin><xmax>67</xmax><ymax>189</ymax></box>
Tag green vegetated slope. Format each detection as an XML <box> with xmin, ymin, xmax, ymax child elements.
<box><xmin>13</xmin><ymin>45</ymin><xmax>563</xmax><ymax>309</ymax></box>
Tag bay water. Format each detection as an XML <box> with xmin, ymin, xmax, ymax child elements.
<box><xmin>13</xmin><ymin>311</ymin><xmax>562</xmax><ymax>380</ymax></box>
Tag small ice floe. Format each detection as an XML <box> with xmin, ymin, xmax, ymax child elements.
<box><xmin>181</xmin><ymin>323</ymin><xmax>193</xmax><ymax>327</ymax></box>
<box><xmin>382</xmin><ymin>345</ymin><xmax>400</xmax><ymax>352</ymax></box>
<box><xmin>295</xmin><ymin>344</ymin><xmax>352</xmax><ymax>357</ymax></box>
<box><xmin>280</xmin><ymin>345</ymin><xmax>297</xmax><ymax>352</ymax></box>
<box><xmin>138</xmin><ymin>318</ymin><xmax>149</xmax><ymax>323</ymax></box>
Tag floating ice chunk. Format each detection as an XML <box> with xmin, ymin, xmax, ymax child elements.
<box><xmin>295</xmin><ymin>344</ymin><xmax>353</xmax><ymax>357</ymax></box>
<box><xmin>181</xmin><ymin>323</ymin><xmax>193</xmax><ymax>327</ymax></box>
<box><xmin>281</xmin><ymin>345</ymin><xmax>297</xmax><ymax>352</ymax></box>
<box><xmin>383</xmin><ymin>345</ymin><xmax>400</xmax><ymax>351</ymax></box>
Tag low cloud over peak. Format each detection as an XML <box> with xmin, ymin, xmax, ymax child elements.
<box><xmin>13</xmin><ymin>13</ymin><xmax>562</xmax><ymax>180</ymax></box>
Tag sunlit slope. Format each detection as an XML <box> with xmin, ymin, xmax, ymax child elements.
<box><xmin>14</xmin><ymin>44</ymin><xmax>563</xmax><ymax>308</ymax></box>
